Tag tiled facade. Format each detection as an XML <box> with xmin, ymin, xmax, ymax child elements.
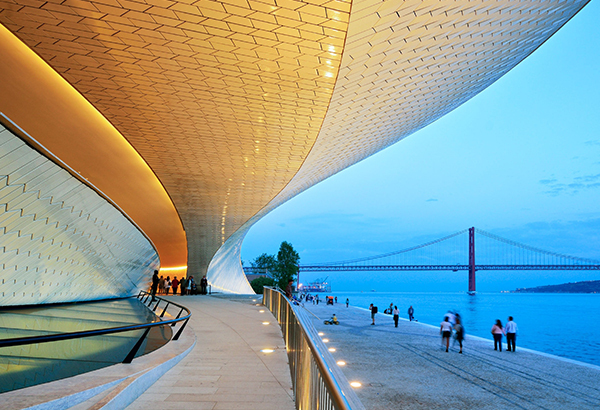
<box><xmin>0</xmin><ymin>0</ymin><xmax>590</xmax><ymax>295</ymax></box>
<box><xmin>0</xmin><ymin>123</ymin><xmax>158</xmax><ymax>305</ymax></box>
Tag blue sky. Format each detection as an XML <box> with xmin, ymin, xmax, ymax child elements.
<box><xmin>242</xmin><ymin>2</ymin><xmax>600</xmax><ymax>292</ymax></box>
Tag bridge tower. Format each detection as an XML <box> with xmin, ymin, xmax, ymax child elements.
<box><xmin>468</xmin><ymin>227</ymin><xmax>476</xmax><ymax>292</ymax></box>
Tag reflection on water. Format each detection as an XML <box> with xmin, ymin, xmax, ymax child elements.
<box><xmin>0</xmin><ymin>298</ymin><xmax>171</xmax><ymax>393</ymax></box>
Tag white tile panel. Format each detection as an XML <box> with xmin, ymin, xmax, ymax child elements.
<box><xmin>0</xmin><ymin>124</ymin><xmax>159</xmax><ymax>306</ymax></box>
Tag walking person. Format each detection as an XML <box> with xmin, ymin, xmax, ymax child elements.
<box><xmin>369</xmin><ymin>303</ymin><xmax>378</xmax><ymax>325</ymax></box>
<box><xmin>346</xmin><ymin>298</ymin><xmax>349</xmax><ymax>308</ymax></box>
<box><xmin>454</xmin><ymin>317</ymin><xmax>464</xmax><ymax>354</ymax></box>
<box><xmin>393</xmin><ymin>305</ymin><xmax>399</xmax><ymax>328</ymax></box>
<box><xmin>150</xmin><ymin>270</ymin><xmax>160</xmax><ymax>302</ymax></box>
<box><xmin>504</xmin><ymin>316</ymin><xmax>518</xmax><ymax>352</ymax></box>
<box><xmin>408</xmin><ymin>305</ymin><xmax>414</xmax><ymax>321</ymax></box>
<box><xmin>440</xmin><ymin>317</ymin><xmax>452</xmax><ymax>352</ymax></box>
<box><xmin>491</xmin><ymin>319</ymin><xmax>504</xmax><ymax>351</ymax></box>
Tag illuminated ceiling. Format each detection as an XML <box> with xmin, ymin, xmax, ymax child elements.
<box><xmin>0</xmin><ymin>0</ymin><xmax>590</xmax><ymax>291</ymax></box>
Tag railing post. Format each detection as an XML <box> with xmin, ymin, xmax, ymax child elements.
<box><xmin>171</xmin><ymin>308</ymin><xmax>183</xmax><ymax>326</ymax></box>
<box><xmin>152</xmin><ymin>300</ymin><xmax>160</xmax><ymax>312</ymax></box>
<box><xmin>160</xmin><ymin>302</ymin><xmax>170</xmax><ymax>317</ymax></box>
<box><xmin>123</xmin><ymin>327</ymin><xmax>151</xmax><ymax>364</ymax></box>
<box><xmin>173</xmin><ymin>318</ymin><xmax>189</xmax><ymax>340</ymax></box>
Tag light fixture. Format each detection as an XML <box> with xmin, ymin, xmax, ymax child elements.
<box><xmin>322</xmin><ymin>339</ymin><xmax>329</xmax><ymax>343</ymax></box>
<box><xmin>318</xmin><ymin>332</ymin><xmax>324</xmax><ymax>336</ymax></box>
<box><xmin>350</xmin><ymin>382</ymin><xmax>361</xmax><ymax>388</ymax></box>
<box><xmin>262</xmin><ymin>322</ymin><xmax>270</xmax><ymax>325</ymax></box>
<box><xmin>328</xmin><ymin>348</ymin><xmax>336</xmax><ymax>352</ymax></box>
<box><xmin>261</xmin><ymin>349</ymin><xmax>274</xmax><ymax>353</ymax></box>
<box><xmin>336</xmin><ymin>361</ymin><xmax>346</xmax><ymax>366</ymax></box>
<box><xmin>259</xmin><ymin>310</ymin><xmax>265</xmax><ymax>313</ymax></box>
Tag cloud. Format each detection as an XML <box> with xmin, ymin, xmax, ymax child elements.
<box><xmin>540</xmin><ymin>173</ymin><xmax>600</xmax><ymax>196</ymax></box>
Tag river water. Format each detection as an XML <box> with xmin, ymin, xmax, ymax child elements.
<box><xmin>321</xmin><ymin>291</ymin><xmax>600</xmax><ymax>367</ymax></box>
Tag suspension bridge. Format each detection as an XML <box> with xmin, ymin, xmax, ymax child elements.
<box><xmin>244</xmin><ymin>227</ymin><xmax>600</xmax><ymax>292</ymax></box>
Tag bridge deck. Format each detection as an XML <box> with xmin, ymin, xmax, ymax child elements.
<box><xmin>303</xmin><ymin>302</ymin><xmax>600</xmax><ymax>409</ymax></box>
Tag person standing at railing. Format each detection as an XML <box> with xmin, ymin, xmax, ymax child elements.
<box><xmin>158</xmin><ymin>275</ymin><xmax>165</xmax><ymax>294</ymax></box>
<box><xmin>151</xmin><ymin>270</ymin><xmax>160</xmax><ymax>302</ymax></box>
<box><xmin>172</xmin><ymin>277</ymin><xmax>180</xmax><ymax>295</ymax></box>
<box><xmin>180</xmin><ymin>276</ymin><xmax>187</xmax><ymax>295</ymax></box>
<box><xmin>285</xmin><ymin>279</ymin><xmax>294</xmax><ymax>299</ymax></box>
<box><xmin>200</xmin><ymin>275</ymin><xmax>208</xmax><ymax>295</ymax></box>
<box><xmin>165</xmin><ymin>276</ymin><xmax>171</xmax><ymax>295</ymax></box>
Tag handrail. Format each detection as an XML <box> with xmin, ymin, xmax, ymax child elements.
<box><xmin>0</xmin><ymin>291</ymin><xmax>191</xmax><ymax>363</ymax></box>
<box><xmin>263</xmin><ymin>287</ymin><xmax>365</xmax><ymax>410</ymax></box>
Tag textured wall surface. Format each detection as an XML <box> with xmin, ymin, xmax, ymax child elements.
<box><xmin>207</xmin><ymin>0</ymin><xmax>590</xmax><ymax>291</ymax></box>
<box><xmin>0</xmin><ymin>123</ymin><xmax>159</xmax><ymax>306</ymax></box>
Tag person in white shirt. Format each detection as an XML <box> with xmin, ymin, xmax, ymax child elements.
<box><xmin>393</xmin><ymin>306</ymin><xmax>399</xmax><ymax>328</ymax></box>
<box><xmin>440</xmin><ymin>317</ymin><xmax>453</xmax><ymax>352</ymax></box>
<box><xmin>504</xmin><ymin>316</ymin><xmax>518</xmax><ymax>352</ymax></box>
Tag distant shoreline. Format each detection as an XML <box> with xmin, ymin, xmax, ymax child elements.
<box><xmin>512</xmin><ymin>279</ymin><xmax>600</xmax><ymax>293</ymax></box>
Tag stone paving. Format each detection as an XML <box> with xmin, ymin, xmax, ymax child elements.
<box><xmin>303</xmin><ymin>302</ymin><xmax>600</xmax><ymax>410</ymax></box>
<box><xmin>126</xmin><ymin>295</ymin><xmax>294</xmax><ymax>410</ymax></box>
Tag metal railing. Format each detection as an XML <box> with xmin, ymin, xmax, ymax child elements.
<box><xmin>263</xmin><ymin>287</ymin><xmax>365</xmax><ymax>410</ymax></box>
<box><xmin>0</xmin><ymin>291</ymin><xmax>191</xmax><ymax>364</ymax></box>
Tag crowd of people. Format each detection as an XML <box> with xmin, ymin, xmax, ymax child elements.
<box><xmin>149</xmin><ymin>270</ymin><xmax>210</xmax><ymax>299</ymax></box>
<box><xmin>365</xmin><ymin>301</ymin><xmax>518</xmax><ymax>354</ymax></box>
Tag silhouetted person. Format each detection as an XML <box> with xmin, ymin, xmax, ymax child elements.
<box><xmin>151</xmin><ymin>270</ymin><xmax>160</xmax><ymax>301</ymax></box>
<box><xmin>454</xmin><ymin>317</ymin><xmax>464</xmax><ymax>354</ymax></box>
<box><xmin>172</xmin><ymin>276</ymin><xmax>179</xmax><ymax>295</ymax></box>
<box><xmin>200</xmin><ymin>275</ymin><xmax>208</xmax><ymax>295</ymax></box>
<box><xmin>408</xmin><ymin>305</ymin><xmax>414</xmax><ymax>321</ymax></box>
<box><xmin>505</xmin><ymin>316</ymin><xmax>518</xmax><ymax>352</ymax></box>
<box><xmin>285</xmin><ymin>279</ymin><xmax>293</xmax><ymax>299</ymax></box>
<box><xmin>346</xmin><ymin>298</ymin><xmax>349</xmax><ymax>308</ymax></box>
<box><xmin>393</xmin><ymin>305</ymin><xmax>399</xmax><ymax>328</ymax></box>
<box><xmin>180</xmin><ymin>276</ymin><xmax>187</xmax><ymax>295</ymax></box>
<box><xmin>491</xmin><ymin>319</ymin><xmax>504</xmax><ymax>351</ymax></box>
<box><xmin>158</xmin><ymin>275</ymin><xmax>164</xmax><ymax>294</ymax></box>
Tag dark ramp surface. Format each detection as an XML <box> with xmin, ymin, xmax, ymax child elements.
<box><xmin>0</xmin><ymin>298</ymin><xmax>171</xmax><ymax>393</ymax></box>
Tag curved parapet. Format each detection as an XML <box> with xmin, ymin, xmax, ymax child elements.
<box><xmin>0</xmin><ymin>122</ymin><xmax>159</xmax><ymax>306</ymax></box>
<box><xmin>208</xmin><ymin>0</ymin><xmax>590</xmax><ymax>292</ymax></box>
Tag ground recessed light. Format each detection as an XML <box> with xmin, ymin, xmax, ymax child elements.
<box><xmin>262</xmin><ymin>322</ymin><xmax>270</xmax><ymax>325</ymax></box>
<box><xmin>318</xmin><ymin>332</ymin><xmax>324</xmax><ymax>336</ymax></box>
<box><xmin>350</xmin><ymin>382</ymin><xmax>361</xmax><ymax>388</ymax></box>
<box><xmin>261</xmin><ymin>349</ymin><xmax>274</xmax><ymax>353</ymax></box>
<box><xmin>259</xmin><ymin>310</ymin><xmax>265</xmax><ymax>313</ymax></box>
<box><xmin>322</xmin><ymin>338</ymin><xmax>329</xmax><ymax>343</ymax></box>
<box><xmin>328</xmin><ymin>348</ymin><xmax>336</xmax><ymax>352</ymax></box>
<box><xmin>253</xmin><ymin>299</ymin><xmax>257</xmax><ymax>302</ymax></box>
<box><xmin>337</xmin><ymin>361</ymin><xmax>346</xmax><ymax>366</ymax></box>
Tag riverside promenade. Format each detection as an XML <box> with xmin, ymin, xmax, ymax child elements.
<box><xmin>126</xmin><ymin>295</ymin><xmax>294</xmax><ymax>410</ymax></box>
<box><xmin>303</xmin><ymin>302</ymin><xmax>600</xmax><ymax>409</ymax></box>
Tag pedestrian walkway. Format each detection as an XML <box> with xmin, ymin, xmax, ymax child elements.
<box><xmin>126</xmin><ymin>295</ymin><xmax>295</xmax><ymax>410</ymax></box>
<box><xmin>304</xmin><ymin>302</ymin><xmax>600</xmax><ymax>409</ymax></box>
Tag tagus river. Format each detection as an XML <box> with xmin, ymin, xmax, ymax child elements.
<box><xmin>323</xmin><ymin>291</ymin><xmax>600</xmax><ymax>367</ymax></box>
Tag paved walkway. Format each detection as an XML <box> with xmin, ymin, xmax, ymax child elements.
<box><xmin>304</xmin><ymin>303</ymin><xmax>600</xmax><ymax>409</ymax></box>
<box><xmin>127</xmin><ymin>295</ymin><xmax>295</xmax><ymax>410</ymax></box>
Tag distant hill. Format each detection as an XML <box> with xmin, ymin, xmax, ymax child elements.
<box><xmin>513</xmin><ymin>280</ymin><xmax>600</xmax><ymax>293</ymax></box>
